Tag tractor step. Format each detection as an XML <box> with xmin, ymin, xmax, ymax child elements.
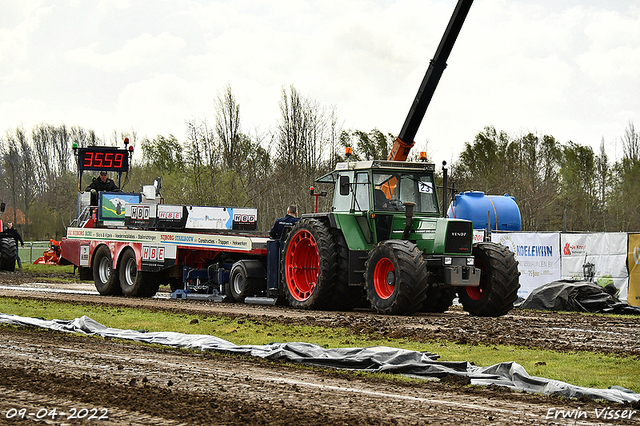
<box><xmin>244</xmin><ymin>297</ymin><xmax>278</xmax><ymax>305</ymax></box>
<box><xmin>170</xmin><ymin>289</ymin><xmax>226</xmax><ymax>302</ymax></box>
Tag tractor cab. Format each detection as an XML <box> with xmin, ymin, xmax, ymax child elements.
<box><xmin>315</xmin><ymin>160</ymin><xmax>463</xmax><ymax>250</ymax></box>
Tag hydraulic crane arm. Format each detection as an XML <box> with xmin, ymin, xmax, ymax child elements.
<box><xmin>388</xmin><ymin>0</ymin><xmax>473</xmax><ymax>161</ymax></box>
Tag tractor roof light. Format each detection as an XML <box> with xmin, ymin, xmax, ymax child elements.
<box><xmin>345</xmin><ymin>147</ymin><xmax>353</xmax><ymax>158</ymax></box>
<box><xmin>128</xmin><ymin>145</ymin><xmax>134</xmax><ymax>153</ymax></box>
<box><xmin>419</xmin><ymin>151</ymin><xmax>427</xmax><ymax>162</ymax></box>
<box><xmin>124</xmin><ymin>137</ymin><xmax>129</xmax><ymax>146</ymax></box>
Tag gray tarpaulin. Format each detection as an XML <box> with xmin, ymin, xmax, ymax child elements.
<box><xmin>1</xmin><ymin>313</ymin><xmax>638</xmax><ymax>404</ymax></box>
<box><xmin>520</xmin><ymin>280</ymin><xmax>640</xmax><ymax>315</ymax></box>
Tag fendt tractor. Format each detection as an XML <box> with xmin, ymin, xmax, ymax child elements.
<box><xmin>58</xmin><ymin>0</ymin><xmax>520</xmax><ymax>317</ymax></box>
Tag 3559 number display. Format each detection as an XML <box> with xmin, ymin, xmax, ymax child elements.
<box><xmin>78</xmin><ymin>148</ymin><xmax>128</xmax><ymax>172</ymax></box>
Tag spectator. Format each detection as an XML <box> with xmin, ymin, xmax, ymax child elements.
<box><xmin>269</xmin><ymin>205</ymin><xmax>300</xmax><ymax>240</ymax></box>
<box><xmin>5</xmin><ymin>221</ymin><xmax>24</xmax><ymax>269</ymax></box>
<box><xmin>86</xmin><ymin>171</ymin><xmax>118</xmax><ymax>192</ymax></box>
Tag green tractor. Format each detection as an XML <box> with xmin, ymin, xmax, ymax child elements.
<box><xmin>281</xmin><ymin>159</ymin><xmax>520</xmax><ymax>316</ymax></box>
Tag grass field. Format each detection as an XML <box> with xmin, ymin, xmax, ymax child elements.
<box><xmin>1</xmin><ymin>297</ymin><xmax>638</xmax><ymax>392</ymax></box>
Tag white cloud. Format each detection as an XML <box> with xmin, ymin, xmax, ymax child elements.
<box><xmin>66</xmin><ymin>32</ymin><xmax>187</xmax><ymax>73</ymax></box>
<box><xmin>1</xmin><ymin>0</ymin><xmax>638</xmax><ymax>166</ymax></box>
<box><xmin>2</xmin><ymin>69</ymin><xmax>34</xmax><ymax>84</ymax></box>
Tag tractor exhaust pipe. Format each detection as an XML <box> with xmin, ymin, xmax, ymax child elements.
<box><xmin>442</xmin><ymin>161</ymin><xmax>448</xmax><ymax>218</ymax></box>
<box><xmin>402</xmin><ymin>202</ymin><xmax>416</xmax><ymax>240</ymax></box>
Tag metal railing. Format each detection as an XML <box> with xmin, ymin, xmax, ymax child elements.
<box><xmin>19</xmin><ymin>241</ymin><xmax>54</xmax><ymax>264</ymax></box>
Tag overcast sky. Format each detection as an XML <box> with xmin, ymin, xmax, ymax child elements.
<box><xmin>2</xmin><ymin>0</ymin><xmax>639</xmax><ymax>167</ymax></box>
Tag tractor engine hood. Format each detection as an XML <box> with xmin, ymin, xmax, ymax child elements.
<box><xmin>389</xmin><ymin>216</ymin><xmax>473</xmax><ymax>255</ymax></box>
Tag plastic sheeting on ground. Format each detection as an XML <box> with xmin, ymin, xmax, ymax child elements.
<box><xmin>520</xmin><ymin>280</ymin><xmax>640</xmax><ymax>315</ymax></box>
<box><xmin>1</xmin><ymin>313</ymin><xmax>638</xmax><ymax>404</ymax></box>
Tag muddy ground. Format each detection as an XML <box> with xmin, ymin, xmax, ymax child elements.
<box><xmin>1</xmin><ymin>270</ymin><xmax>640</xmax><ymax>425</ymax></box>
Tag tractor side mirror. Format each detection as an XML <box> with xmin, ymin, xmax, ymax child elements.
<box><xmin>339</xmin><ymin>175</ymin><xmax>350</xmax><ymax>196</ymax></box>
<box><xmin>0</xmin><ymin>202</ymin><xmax>4</xmax><ymax>213</ymax></box>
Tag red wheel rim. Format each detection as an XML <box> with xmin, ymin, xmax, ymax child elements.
<box><xmin>284</xmin><ymin>229</ymin><xmax>319</xmax><ymax>301</ymax></box>
<box><xmin>373</xmin><ymin>257</ymin><xmax>395</xmax><ymax>299</ymax></box>
<box><xmin>465</xmin><ymin>285</ymin><xmax>484</xmax><ymax>300</ymax></box>
<box><xmin>466</xmin><ymin>256</ymin><xmax>486</xmax><ymax>300</ymax></box>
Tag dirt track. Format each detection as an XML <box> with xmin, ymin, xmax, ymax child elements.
<box><xmin>1</xmin><ymin>270</ymin><xmax>640</xmax><ymax>425</ymax></box>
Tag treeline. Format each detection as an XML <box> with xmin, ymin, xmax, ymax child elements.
<box><xmin>1</xmin><ymin>84</ymin><xmax>638</xmax><ymax>240</ymax></box>
<box><xmin>452</xmin><ymin>124</ymin><xmax>640</xmax><ymax>232</ymax></box>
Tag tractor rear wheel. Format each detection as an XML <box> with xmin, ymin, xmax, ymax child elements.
<box><xmin>364</xmin><ymin>240</ymin><xmax>428</xmax><ymax>315</ymax></box>
<box><xmin>281</xmin><ymin>218</ymin><xmax>337</xmax><ymax>309</ymax></box>
<box><xmin>93</xmin><ymin>245</ymin><xmax>121</xmax><ymax>295</ymax></box>
<box><xmin>0</xmin><ymin>238</ymin><xmax>17</xmax><ymax>271</ymax></box>
<box><xmin>458</xmin><ymin>241</ymin><xmax>520</xmax><ymax>317</ymax></box>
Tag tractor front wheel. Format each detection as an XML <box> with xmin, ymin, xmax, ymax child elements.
<box><xmin>281</xmin><ymin>218</ymin><xmax>337</xmax><ymax>309</ymax></box>
<box><xmin>458</xmin><ymin>242</ymin><xmax>520</xmax><ymax>317</ymax></box>
<box><xmin>364</xmin><ymin>240</ymin><xmax>428</xmax><ymax>315</ymax></box>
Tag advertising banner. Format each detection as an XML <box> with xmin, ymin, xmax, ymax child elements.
<box><xmin>99</xmin><ymin>193</ymin><xmax>141</xmax><ymax>222</ymax></box>
<box><xmin>628</xmin><ymin>234</ymin><xmax>640</xmax><ymax>306</ymax></box>
<box><xmin>560</xmin><ymin>233</ymin><xmax>629</xmax><ymax>300</ymax></box>
<box><xmin>185</xmin><ymin>206</ymin><xmax>258</xmax><ymax>230</ymax></box>
<box><xmin>491</xmin><ymin>232</ymin><xmax>561</xmax><ymax>299</ymax></box>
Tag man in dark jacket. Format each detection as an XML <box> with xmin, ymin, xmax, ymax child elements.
<box><xmin>269</xmin><ymin>205</ymin><xmax>300</xmax><ymax>240</ymax></box>
<box><xmin>86</xmin><ymin>171</ymin><xmax>118</xmax><ymax>192</ymax></box>
<box><xmin>5</xmin><ymin>221</ymin><xmax>24</xmax><ymax>269</ymax></box>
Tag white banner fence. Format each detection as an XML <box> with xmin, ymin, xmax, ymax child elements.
<box><xmin>489</xmin><ymin>231</ymin><xmax>633</xmax><ymax>304</ymax></box>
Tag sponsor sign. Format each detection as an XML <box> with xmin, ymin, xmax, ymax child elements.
<box><xmin>185</xmin><ymin>206</ymin><xmax>258</xmax><ymax>230</ymax></box>
<box><xmin>99</xmin><ymin>193</ymin><xmax>141</xmax><ymax>221</ymax></box>
<box><xmin>80</xmin><ymin>246</ymin><xmax>90</xmax><ymax>267</ymax></box>
<box><xmin>232</xmin><ymin>208</ymin><xmax>258</xmax><ymax>230</ymax></box>
<box><xmin>66</xmin><ymin>228</ymin><xmax>256</xmax><ymax>252</ymax></box>
<box><xmin>125</xmin><ymin>204</ymin><xmax>157</xmax><ymax>229</ymax></box>
<box><xmin>473</xmin><ymin>229</ymin><xmax>485</xmax><ymax>243</ymax></box>
<box><xmin>185</xmin><ymin>206</ymin><xmax>234</xmax><ymax>230</ymax></box>
<box><xmin>491</xmin><ymin>232</ymin><xmax>561</xmax><ymax>299</ymax></box>
<box><xmin>157</xmin><ymin>205</ymin><xmax>184</xmax><ymax>220</ymax></box>
<box><xmin>628</xmin><ymin>234</ymin><xmax>640</xmax><ymax>306</ymax></box>
<box><xmin>561</xmin><ymin>233</ymin><xmax>629</xmax><ymax>300</ymax></box>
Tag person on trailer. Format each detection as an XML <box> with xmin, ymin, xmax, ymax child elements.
<box><xmin>5</xmin><ymin>221</ymin><xmax>24</xmax><ymax>269</ymax></box>
<box><xmin>86</xmin><ymin>170</ymin><xmax>118</xmax><ymax>192</ymax></box>
<box><xmin>269</xmin><ymin>205</ymin><xmax>299</xmax><ymax>240</ymax></box>
<box><xmin>86</xmin><ymin>171</ymin><xmax>118</xmax><ymax>206</ymax></box>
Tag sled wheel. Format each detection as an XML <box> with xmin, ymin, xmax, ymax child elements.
<box><xmin>168</xmin><ymin>277</ymin><xmax>183</xmax><ymax>293</ymax></box>
<box><xmin>420</xmin><ymin>286</ymin><xmax>457</xmax><ymax>313</ymax></box>
<box><xmin>118</xmin><ymin>249</ymin><xmax>159</xmax><ymax>297</ymax></box>
<box><xmin>93</xmin><ymin>245</ymin><xmax>121</xmax><ymax>295</ymax></box>
<box><xmin>0</xmin><ymin>238</ymin><xmax>17</xmax><ymax>271</ymax></box>
<box><xmin>281</xmin><ymin>218</ymin><xmax>337</xmax><ymax>309</ymax></box>
<box><xmin>227</xmin><ymin>262</ymin><xmax>263</xmax><ymax>302</ymax></box>
<box><xmin>458</xmin><ymin>242</ymin><xmax>520</xmax><ymax>317</ymax></box>
<box><xmin>365</xmin><ymin>240</ymin><xmax>428</xmax><ymax>315</ymax></box>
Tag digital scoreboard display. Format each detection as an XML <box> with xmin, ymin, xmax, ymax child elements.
<box><xmin>78</xmin><ymin>148</ymin><xmax>129</xmax><ymax>172</ymax></box>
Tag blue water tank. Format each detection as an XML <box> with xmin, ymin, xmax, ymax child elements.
<box><xmin>446</xmin><ymin>191</ymin><xmax>521</xmax><ymax>231</ymax></box>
